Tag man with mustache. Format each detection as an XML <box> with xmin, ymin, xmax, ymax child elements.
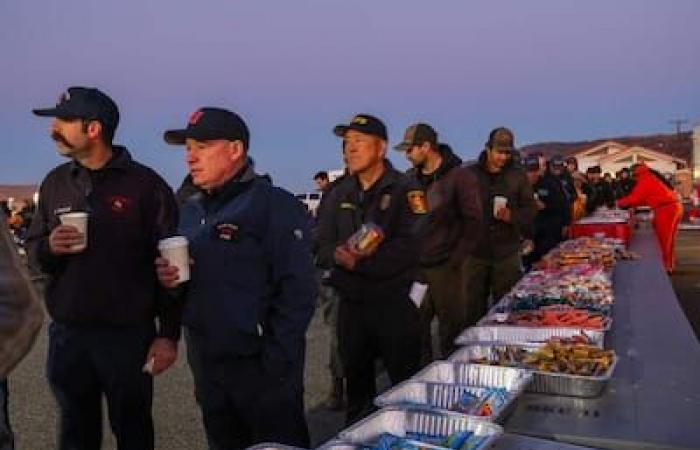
<box><xmin>25</xmin><ymin>87</ymin><xmax>180</xmax><ymax>450</ymax></box>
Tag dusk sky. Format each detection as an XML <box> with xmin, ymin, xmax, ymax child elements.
<box><xmin>1</xmin><ymin>1</ymin><xmax>699</xmax><ymax>192</ymax></box>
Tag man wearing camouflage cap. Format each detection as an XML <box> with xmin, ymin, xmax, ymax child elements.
<box><xmin>460</xmin><ymin>127</ymin><xmax>537</xmax><ymax>324</ymax></box>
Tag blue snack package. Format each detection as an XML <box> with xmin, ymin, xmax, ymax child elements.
<box><xmin>451</xmin><ymin>390</ymin><xmax>480</xmax><ymax>414</ymax></box>
<box><xmin>442</xmin><ymin>430</ymin><xmax>473</xmax><ymax>449</ymax></box>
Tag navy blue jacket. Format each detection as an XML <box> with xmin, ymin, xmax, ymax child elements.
<box><xmin>178</xmin><ymin>164</ymin><xmax>316</xmax><ymax>372</ymax></box>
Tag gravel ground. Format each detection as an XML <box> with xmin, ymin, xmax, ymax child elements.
<box><xmin>8</xmin><ymin>302</ymin><xmax>344</xmax><ymax>449</ymax></box>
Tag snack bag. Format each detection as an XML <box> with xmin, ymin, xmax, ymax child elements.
<box><xmin>347</xmin><ymin>223</ymin><xmax>385</xmax><ymax>253</ymax></box>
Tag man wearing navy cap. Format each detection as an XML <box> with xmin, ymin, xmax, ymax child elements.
<box><xmin>156</xmin><ymin>107</ymin><xmax>316</xmax><ymax>449</ymax></box>
<box><xmin>316</xmin><ymin>114</ymin><xmax>424</xmax><ymax>424</ymax></box>
<box><xmin>26</xmin><ymin>87</ymin><xmax>180</xmax><ymax>449</ymax></box>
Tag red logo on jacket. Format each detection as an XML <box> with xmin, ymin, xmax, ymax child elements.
<box><xmin>108</xmin><ymin>196</ymin><xmax>131</xmax><ymax>213</ymax></box>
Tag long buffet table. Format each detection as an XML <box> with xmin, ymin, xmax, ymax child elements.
<box><xmin>503</xmin><ymin>226</ymin><xmax>700</xmax><ymax>450</ymax></box>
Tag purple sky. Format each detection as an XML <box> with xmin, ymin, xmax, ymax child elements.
<box><xmin>1</xmin><ymin>1</ymin><xmax>699</xmax><ymax>192</ymax></box>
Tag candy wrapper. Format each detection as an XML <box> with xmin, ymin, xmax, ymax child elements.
<box><xmin>347</xmin><ymin>223</ymin><xmax>385</xmax><ymax>253</ymax></box>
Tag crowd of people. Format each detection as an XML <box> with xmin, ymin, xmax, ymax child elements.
<box><xmin>0</xmin><ymin>85</ymin><xmax>684</xmax><ymax>450</ymax></box>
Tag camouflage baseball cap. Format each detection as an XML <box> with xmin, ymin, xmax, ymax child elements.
<box><xmin>393</xmin><ymin>123</ymin><xmax>438</xmax><ymax>151</ymax></box>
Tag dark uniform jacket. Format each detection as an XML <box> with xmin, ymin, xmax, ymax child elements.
<box><xmin>316</xmin><ymin>166</ymin><xmax>425</xmax><ymax>302</ymax></box>
<box><xmin>178</xmin><ymin>163</ymin><xmax>316</xmax><ymax>372</ymax></box>
<box><xmin>467</xmin><ymin>151</ymin><xmax>537</xmax><ymax>261</ymax></box>
<box><xmin>533</xmin><ymin>172</ymin><xmax>570</xmax><ymax>242</ymax></box>
<box><xmin>25</xmin><ymin>147</ymin><xmax>181</xmax><ymax>339</ymax></box>
<box><xmin>585</xmin><ymin>180</ymin><xmax>616</xmax><ymax>213</ymax></box>
<box><xmin>406</xmin><ymin>145</ymin><xmax>481</xmax><ymax>267</ymax></box>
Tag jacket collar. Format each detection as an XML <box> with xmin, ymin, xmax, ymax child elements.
<box><xmin>69</xmin><ymin>145</ymin><xmax>131</xmax><ymax>176</ymax></box>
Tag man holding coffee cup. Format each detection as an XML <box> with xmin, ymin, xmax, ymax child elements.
<box><xmin>458</xmin><ymin>127</ymin><xmax>537</xmax><ymax>325</ymax></box>
<box><xmin>157</xmin><ymin>107</ymin><xmax>316</xmax><ymax>449</ymax></box>
<box><xmin>26</xmin><ymin>87</ymin><xmax>181</xmax><ymax>450</ymax></box>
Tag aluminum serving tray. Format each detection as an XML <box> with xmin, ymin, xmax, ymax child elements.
<box><xmin>338</xmin><ymin>407</ymin><xmax>502</xmax><ymax>449</ymax></box>
<box><xmin>245</xmin><ymin>444</ymin><xmax>306</xmax><ymax>450</ymax></box>
<box><xmin>454</xmin><ymin>325</ymin><xmax>605</xmax><ymax>348</ymax></box>
<box><xmin>409</xmin><ymin>361</ymin><xmax>532</xmax><ymax>390</ymax></box>
<box><xmin>373</xmin><ymin>380</ymin><xmax>525</xmax><ymax>422</ymax></box>
<box><xmin>449</xmin><ymin>344</ymin><xmax>617</xmax><ymax>398</ymax></box>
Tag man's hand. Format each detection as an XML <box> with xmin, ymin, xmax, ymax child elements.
<box><xmin>334</xmin><ymin>245</ymin><xmax>359</xmax><ymax>270</ymax></box>
<box><xmin>144</xmin><ymin>337</ymin><xmax>178</xmax><ymax>376</ymax></box>
<box><xmin>155</xmin><ymin>257</ymin><xmax>180</xmax><ymax>289</ymax></box>
<box><xmin>535</xmin><ymin>199</ymin><xmax>546</xmax><ymax>211</ymax></box>
<box><xmin>495</xmin><ymin>206</ymin><xmax>512</xmax><ymax>223</ymax></box>
<box><xmin>49</xmin><ymin>225</ymin><xmax>85</xmax><ymax>255</ymax></box>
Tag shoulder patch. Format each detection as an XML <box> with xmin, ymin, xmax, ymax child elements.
<box><xmin>407</xmin><ymin>190</ymin><xmax>428</xmax><ymax>214</ymax></box>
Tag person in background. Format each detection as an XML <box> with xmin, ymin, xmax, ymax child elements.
<box><xmin>394</xmin><ymin>122</ymin><xmax>469</xmax><ymax>362</ymax></box>
<box><xmin>617</xmin><ymin>163</ymin><xmax>683</xmax><ymax>273</ymax></box>
<box><xmin>316</xmin><ymin>114</ymin><xmax>424</xmax><ymax>424</ymax></box>
<box><xmin>157</xmin><ymin>107</ymin><xmax>316</xmax><ymax>449</ymax></box>
<box><xmin>585</xmin><ymin>165</ymin><xmax>615</xmax><ymax>213</ymax></box>
<box><xmin>615</xmin><ymin>168</ymin><xmax>634</xmax><ymax>199</ymax></box>
<box><xmin>27</xmin><ymin>86</ymin><xmax>180</xmax><ymax>450</ymax></box>
<box><xmin>462</xmin><ymin>127</ymin><xmax>537</xmax><ymax>325</ymax></box>
<box><xmin>314</xmin><ymin>171</ymin><xmax>331</xmax><ymax>193</ymax></box>
<box><xmin>0</xmin><ymin>212</ymin><xmax>44</xmax><ymax>450</ymax></box>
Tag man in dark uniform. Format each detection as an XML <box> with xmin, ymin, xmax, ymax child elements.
<box><xmin>394</xmin><ymin>123</ymin><xmax>467</xmax><ymax>361</ymax></box>
<box><xmin>523</xmin><ymin>155</ymin><xmax>571</xmax><ymax>267</ymax></box>
<box><xmin>316</xmin><ymin>114</ymin><xmax>424</xmax><ymax>424</ymax></box>
<box><xmin>156</xmin><ymin>107</ymin><xmax>316</xmax><ymax>449</ymax></box>
<box><xmin>585</xmin><ymin>165</ymin><xmax>616</xmax><ymax>213</ymax></box>
<box><xmin>26</xmin><ymin>87</ymin><xmax>180</xmax><ymax>450</ymax></box>
<box><xmin>462</xmin><ymin>127</ymin><xmax>537</xmax><ymax>323</ymax></box>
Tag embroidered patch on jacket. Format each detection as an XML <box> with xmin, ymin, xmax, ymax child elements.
<box><xmin>407</xmin><ymin>190</ymin><xmax>428</xmax><ymax>214</ymax></box>
<box><xmin>380</xmin><ymin>194</ymin><xmax>392</xmax><ymax>211</ymax></box>
<box><xmin>216</xmin><ymin>223</ymin><xmax>239</xmax><ymax>241</ymax></box>
<box><xmin>340</xmin><ymin>202</ymin><xmax>356</xmax><ymax>210</ymax></box>
<box><xmin>108</xmin><ymin>196</ymin><xmax>131</xmax><ymax>214</ymax></box>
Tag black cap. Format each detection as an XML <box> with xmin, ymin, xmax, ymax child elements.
<box><xmin>549</xmin><ymin>155</ymin><xmax>565</xmax><ymax>167</ymax></box>
<box><xmin>33</xmin><ymin>87</ymin><xmax>119</xmax><ymax>135</ymax></box>
<box><xmin>524</xmin><ymin>154</ymin><xmax>540</xmax><ymax>171</ymax></box>
<box><xmin>164</xmin><ymin>107</ymin><xmax>250</xmax><ymax>148</ymax></box>
<box><xmin>486</xmin><ymin>127</ymin><xmax>515</xmax><ymax>152</ymax></box>
<box><xmin>586</xmin><ymin>165</ymin><xmax>602</xmax><ymax>174</ymax></box>
<box><xmin>333</xmin><ymin>114</ymin><xmax>387</xmax><ymax>141</ymax></box>
<box><xmin>394</xmin><ymin>123</ymin><xmax>438</xmax><ymax>151</ymax></box>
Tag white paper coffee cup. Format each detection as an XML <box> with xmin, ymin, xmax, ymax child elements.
<box><xmin>493</xmin><ymin>195</ymin><xmax>508</xmax><ymax>217</ymax></box>
<box><xmin>59</xmin><ymin>212</ymin><xmax>88</xmax><ymax>251</ymax></box>
<box><xmin>158</xmin><ymin>236</ymin><xmax>190</xmax><ymax>283</ymax></box>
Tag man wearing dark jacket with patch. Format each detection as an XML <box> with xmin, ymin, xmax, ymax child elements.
<box><xmin>394</xmin><ymin>123</ymin><xmax>471</xmax><ymax>361</ymax></box>
<box><xmin>316</xmin><ymin>114</ymin><xmax>424</xmax><ymax>424</ymax></box>
<box><xmin>462</xmin><ymin>128</ymin><xmax>537</xmax><ymax>324</ymax></box>
<box><xmin>27</xmin><ymin>87</ymin><xmax>180</xmax><ymax>450</ymax></box>
<box><xmin>157</xmin><ymin>107</ymin><xmax>316</xmax><ymax>449</ymax></box>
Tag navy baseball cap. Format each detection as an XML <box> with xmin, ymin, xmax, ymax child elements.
<box><xmin>164</xmin><ymin>107</ymin><xmax>250</xmax><ymax>148</ymax></box>
<box><xmin>333</xmin><ymin>114</ymin><xmax>387</xmax><ymax>141</ymax></box>
<box><xmin>33</xmin><ymin>86</ymin><xmax>119</xmax><ymax>135</ymax></box>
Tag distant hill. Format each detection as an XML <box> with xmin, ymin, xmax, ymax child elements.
<box><xmin>521</xmin><ymin>131</ymin><xmax>692</xmax><ymax>164</ymax></box>
<box><xmin>0</xmin><ymin>184</ymin><xmax>38</xmax><ymax>202</ymax></box>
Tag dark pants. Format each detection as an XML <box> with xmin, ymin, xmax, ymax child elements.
<box><xmin>199</xmin><ymin>354</ymin><xmax>309</xmax><ymax>450</ymax></box>
<box><xmin>47</xmin><ymin>322</ymin><xmax>155</xmax><ymax>450</ymax></box>
<box><xmin>419</xmin><ymin>260</ymin><xmax>469</xmax><ymax>363</ymax></box>
<box><xmin>338</xmin><ymin>297</ymin><xmax>421</xmax><ymax>424</ymax></box>
<box><xmin>462</xmin><ymin>253</ymin><xmax>523</xmax><ymax>325</ymax></box>
<box><xmin>319</xmin><ymin>284</ymin><xmax>344</xmax><ymax>379</ymax></box>
<box><xmin>0</xmin><ymin>379</ymin><xmax>13</xmax><ymax>450</ymax></box>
